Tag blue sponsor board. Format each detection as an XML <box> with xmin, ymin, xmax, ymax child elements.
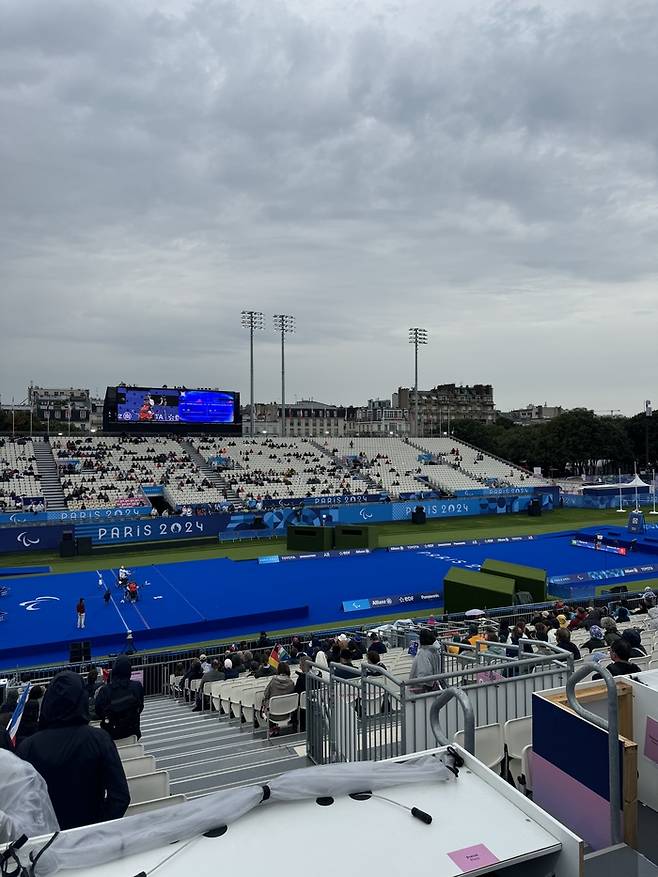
<box><xmin>0</xmin><ymin>524</ymin><xmax>66</xmax><ymax>554</ymax></box>
<box><xmin>342</xmin><ymin>589</ymin><xmax>443</xmax><ymax>613</ymax></box>
<box><xmin>548</xmin><ymin>562</ymin><xmax>658</xmax><ymax>588</ymax></box>
<box><xmin>75</xmin><ymin>513</ymin><xmax>232</xmax><ymax>545</ymax></box>
<box><xmin>261</xmin><ymin>493</ymin><xmax>386</xmax><ymax>510</ymax></box>
<box><xmin>0</xmin><ymin>506</ymin><xmax>151</xmax><ymax>525</ymax></box>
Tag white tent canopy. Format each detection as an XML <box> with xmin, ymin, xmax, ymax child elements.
<box><xmin>583</xmin><ymin>474</ymin><xmax>649</xmax><ymax>491</ymax></box>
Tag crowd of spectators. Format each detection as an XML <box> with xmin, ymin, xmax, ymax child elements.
<box><xmin>0</xmin><ymin>438</ymin><xmax>43</xmax><ymax>511</ymax></box>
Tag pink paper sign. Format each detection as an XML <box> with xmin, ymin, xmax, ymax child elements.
<box><xmin>644</xmin><ymin>716</ymin><xmax>658</xmax><ymax>764</ymax></box>
<box><xmin>448</xmin><ymin>844</ymin><xmax>500</xmax><ymax>872</ymax></box>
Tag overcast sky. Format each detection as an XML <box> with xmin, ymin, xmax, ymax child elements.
<box><xmin>1</xmin><ymin>0</ymin><xmax>657</xmax><ymax>415</ymax></box>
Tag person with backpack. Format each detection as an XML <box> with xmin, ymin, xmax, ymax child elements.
<box><xmin>95</xmin><ymin>656</ymin><xmax>144</xmax><ymax>741</ymax></box>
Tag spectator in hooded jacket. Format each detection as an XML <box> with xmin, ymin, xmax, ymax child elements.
<box><xmin>410</xmin><ymin>628</ymin><xmax>443</xmax><ymax>691</ymax></box>
<box><xmin>95</xmin><ymin>656</ymin><xmax>144</xmax><ymax>741</ymax></box>
<box><xmin>621</xmin><ymin>628</ymin><xmax>647</xmax><ymax>658</ymax></box>
<box><xmin>582</xmin><ymin>625</ymin><xmax>607</xmax><ymax>653</ymax></box>
<box><xmin>18</xmin><ymin>671</ymin><xmax>129</xmax><ymax>830</ymax></box>
<box><xmin>16</xmin><ymin>685</ymin><xmax>44</xmax><ymax>744</ymax></box>
<box><xmin>600</xmin><ymin>617</ymin><xmax>622</xmax><ymax>647</ymax></box>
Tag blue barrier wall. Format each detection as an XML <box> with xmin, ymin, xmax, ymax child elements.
<box><xmin>0</xmin><ymin>525</ymin><xmax>66</xmax><ymax>554</ymax></box>
<box><xmin>562</xmin><ymin>494</ymin><xmax>654</xmax><ymax>510</ymax></box>
<box><xmin>1</xmin><ymin>488</ymin><xmax>558</xmax><ymax>551</ymax></box>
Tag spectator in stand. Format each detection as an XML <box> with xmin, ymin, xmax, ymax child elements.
<box><xmin>180</xmin><ymin>658</ymin><xmax>203</xmax><ymax>699</ymax></box>
<box><xmin>569</xmin><ymin>607</ymin><xmax>588</xmax><ymax>631</ymax></box>
<box><xmin>0</xmin><ymin>689</ymin><xmax>18</xmax><ymax>728</ymax></box>
<box><xmin>634</xmin><ymin>588</ymin><xmax>658</xmax><ymax>614</ymax></box>
<box><xmin>601</xmin><ymin>617</ymin><xmax>622</xmax><ymax>647</ymax></box>
<box><xmin>223</xmin><ymin>659</ymin><xmax>239</xmax><ymax>680</ymax></box>
<box><xmin>366</xmin><ymin>650</ymin><xmax>388</xmax><ymax>674</ymax></box>
<box><xmin>555</xmin><ymin>628</ymin><xmax>581</xmax><ymax>660</ymax></box>
<box><xmin>368</xmin><ymin>632</ymin><xmax>387</xmax><ymax>655</ymax></box>
<box><xmin>193</xmin><ymin>659</ymin><xmax>224</xmax><ymax>711</ymax></box>
<box><xmin>622</xmin><ymin>629</ymin><xmax>647</xmax><ymax>658</ymax></box>
<box><xmin>18</xmin><ymin>671</ymin><xmax>130</xmax><ymax>830</ymax></box>
<box><xmin>410</xmin><ymin>629</ymin><xmax>442</xmax><ymax>691</ymax></box>
<box><xmin>598</xmin><ymin>639</ymin><xmax>641</xmax><ymax>678</ymax></box>
<box><xmin>333</xmin><ymin>650</ymin><xmax>356</xmax><ymax>679</ymax></box>
<box><xmin>15</xmin><ymin>685</ymin><xmax>44</xmax><ymax>744</ymax></box>
<box><xmin>614</xmin><ymin>600</ymin><xmax>631</xmax><ymax>623</ymax></box>
<box><xmin>582</xmin><ymin>625</ymin><xmax>607</xmax><ymax>653</ymax></box>
<box><xmin>95</xmin><ymin>656</ymin><xmax>144</xmax><ymax>741</ymax></box>
<box><xmin>347</xmin><ymin>637</ymin><xmax>364</xmax><ymax>661</ymax></box>
<box><xmin>584</xmin><ymin>606</ymin><xmax>604</xmax><ymax>629</ymax></box>
<box><xmin>258</xmin><ymin>632</ymin><xmax>270</xmax><ymax>648</ymax></box>
<box><xmin>85</xmin><ymin>669</ymin><xmax>102</xmax><ymax>719</ymax></box>
<box><xmin>255</xmin><ymin>653</ymin><xmax>275</xmax><ymax>678</ymax></box>
<box><xmin>262</xmin><ymin>663</ymin><xmax>295</xmax><ymax>734</ymax></box>
<box><xmin>199</xmin><ymin>654</ymin><xmax>211</xmax><ymax>674</ymax></box>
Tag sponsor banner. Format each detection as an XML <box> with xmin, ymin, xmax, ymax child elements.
<box><xmin>279</xmin><ymin>548</ymin><xmax>373</xmax><ymax>563</ymax></box>
<box><xmin>75</xmin><ymin>512</ymin><xmax>232</xmax><ymax>545</ymax></box>
<box><xmin>387</xmin><ymin>535</ymin><xmax>537</xmax><ymax>552</ymax></box>
<box><xmin>0</xmin><ymin>507</ymin><xmax>152</xmax><ymax>525</ymax></box>
<box><xmin>342</xmin><ymin>590</ymin><xmax>444</xmax><ymax>613</ymax></box>
<box><xmin>261</xmin><ymin>493</ymin><xmax>386</xmax><ymax>510</ymax></box>
<box><xmin>455</xmin><ymin>487</ymin><xmax>535</xmax><ymax>497</ymax></box>
<box><xmin>548</xmin><ymin>562</ymin><xmax>658</xmax><ymax>587</ymax></box>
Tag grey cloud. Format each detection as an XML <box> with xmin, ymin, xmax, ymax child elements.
<box><xmin>1</xmin><ymin>0</ymin><xmax>657</xmax><ymax>413</ymax></box>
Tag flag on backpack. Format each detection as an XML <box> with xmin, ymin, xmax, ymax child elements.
<box><xmin>6</xmin><ymin>683</ymin><xmax>31</xmax><ymax>747</ymax></box>
<box><xmin>268</xmin><ymin>645</ymin><xmax>291</xmax><ymax>669</ymax></box>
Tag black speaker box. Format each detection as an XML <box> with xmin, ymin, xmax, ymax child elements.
<box><xmin>60</xmin><ymin>539</ymin><xmax>75</xmax><ymax>558</ymax></box>
<box><xmin>76</xmin><ymin>536</ymin><xmax>93</xmax><ymax>555</ymax></box>
<box><xmin>527</xmin><ymin>499</ymin><xmax>542</xmax><ymax>517</ymax></box>
<box><xmin>411</xmin><ymin>506</ymin><xmax>427</xmax><ymax>525</ymax></box>
<box><xmin>287</xmin><ymin>525</ymin><xmax>334</xmax><ymax>551</ymax></box>
<box><xmin>69</xmin><ymin>640</ymin><xmax>91</xmax><ymax>664</ymax></box>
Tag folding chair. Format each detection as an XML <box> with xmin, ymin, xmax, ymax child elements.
<box><xmin>453</xmin><ymin>723</ymin><xmax>504</xmax><ymax>772</ymax></box>
<box><xmin>265</xmin><ymin>693</ymin><xmax>299</xmax><ymax>741</ymax></box>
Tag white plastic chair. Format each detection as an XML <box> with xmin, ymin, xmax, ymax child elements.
<box><xmin>265</xmin><ymin>693</ymin><xmax>299</xmax><ymax>740</ymax></box>
<box><xmin>114</xmin><ymin>735</ymin><xmax>138</xmax><ymax>748</ymax></box>
<box><xmin>127</xmin><ymin>770</ymin><xmax>170</xmax><ymax>805</ymax></box>
<box><xmin>504</xmin><ymin>716</ymin><xmax>532</xmax><ymax>788</ymax></box>
<box><xmin>118</xmin><ymin>743</ymin><xmax>144</xmax><ymax>761</ymax></box>
<box><xmin>453</xmin><ymin>723</ymin><xmax>505</xmax><ymax>772</ymax></box>
<box><xmin>122</xmin><ymin>755</ymin><xmax>156</xmax><ymax>778</ymax></box>
<box><xmin>521</xmin><ymin>744</ymin><xmax>534</xmax><ymax>795</ymax></box>
<box><xmin>127</xmin><ymin>794</ymin><xmax>186</xmax><ymax>815</ymax></box>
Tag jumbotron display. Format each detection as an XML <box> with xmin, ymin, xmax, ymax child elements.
<box><xmin>103</xmin><ymin>386</ymin><xmax>241</xmax><ymax>435</ymax></box>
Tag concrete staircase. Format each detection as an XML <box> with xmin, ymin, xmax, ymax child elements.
<box><xmin>32</xmin><ymin>439</ymin><xmax>67</xmax><ymax>510</ymax></box>
<box><xmin>141</xmin><ymin>696</ymin><xmax>310</xmax><ymax>798</ymax></box>
<box><xmin>308</xmin><ymin>439</ymin><xmax>382</xmax><ymax>493</ymax></box>
<box><xmin>178</xmin><ymin>440</ymin><xmax>242</xmax><ymax>507</ymax></box>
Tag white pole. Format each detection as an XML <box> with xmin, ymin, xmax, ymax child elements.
<box><xmin>651</xmin><ymin>468</ymin><xmax>658</xmax><ymax>515</ymax></box>
<box><xmin>617</xmin><ymin>467</ymin><xmax>625</xmax><ymax>512</ymax></box>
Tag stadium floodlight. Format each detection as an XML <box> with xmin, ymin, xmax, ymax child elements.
<box><xmin>408</xmin><ymin>328</ymin><xmax>429</xmax><ymax>437</ymax></box>
<box><xmin>241</xmin><ymin>310</ymin><xmax>265</xmax><ymax>436</ymax></box>
<box><xmin>273</xmin><ymin>315</ymin><xmax>295</xmax><ymax>437</ymax></box>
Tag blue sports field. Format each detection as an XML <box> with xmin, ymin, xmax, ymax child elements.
<box><xmin>1</xmin><ymin>526</ymin><xmax>657</xmax><ymax>670</ymax></box>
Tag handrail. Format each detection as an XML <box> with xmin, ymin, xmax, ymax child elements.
<box><xmin>429</xmin><ymin>686</ymin><xmax>475</xmax><ymax>753</ymax></box>
<box><xmin>565</xmin><ymin>663</ymin><xmax>622</xmax><ymax>847</ymax></box>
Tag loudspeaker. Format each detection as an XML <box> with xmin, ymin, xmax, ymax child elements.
<box><xmin>60</xmin><ymin>530</ymin><xmax>75</xmax><ymax>558</ymax></box>
<box><xmin>286</xmin><ymin>526</ymin><xmax>334</xmax><ymax>551</ymax></box>
<box><xmin>252</xmin><ymin>515</ymin><xmax>266</xmax><ymax>530</ymax></box>
<box><xmin>69</xmin><ymin>640</ymin><xmax>91</xmax><ymax>664</ymax></box>
<box><xmin>527</xmin><ymin>499</ymin><xmax>542</xmax><ymax>517</ymax></box>
<box><xmin>411</xmin><ymin>506</ymin><xmax>427</xmax><ymax>525</ymax></box>
<box><xmin>333</xmin><ymin>524</ymin><xmax>377</xmax><ymax>550</ymax></box>
<box><xmin>76</xmin><ymin>536</ymin><xmax>93</xmax><ymax>555</ymax></box>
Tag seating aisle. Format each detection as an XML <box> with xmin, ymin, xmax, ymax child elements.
<box><xmin>139</xmin><ymin>696</ymin><xmax>311</xmax><ymax>799</ymax></box>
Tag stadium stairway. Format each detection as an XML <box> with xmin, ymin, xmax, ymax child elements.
<box><xmin>33</xmin><ymin>440</ymin><xmax>68</xmax><ymax>510</ymax></box>
<box><xmin>140</xmin><ymin>696</ymin><xmax>310</xmax><ymax>798</ymax></box>
<box><xmin>177</xmin><ymin>439</ymin><xmax>241</xmax><ymax>505</ymax></box>
<box><xmin>308</xmin><ymin>439</ymin><xmax>382</xmax><ymax>493</ymax></box>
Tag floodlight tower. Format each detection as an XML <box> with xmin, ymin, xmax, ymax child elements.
<box><xmin>241</xmin><ymin>310</ymin><xmax>264</xmax><ymax>436</ymax></box>
<box><xmin>273</xmin><ymin>314</ymin><xmax>295</xmax><ymax>437</ymax></box>
<box><xmin>408</xmin><ymin>328</ymin><xmax>428</xmax><ymax>437</ymax></box>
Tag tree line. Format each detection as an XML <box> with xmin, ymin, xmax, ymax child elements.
<box><xmin>448</xmin><ymin>409</ymin><xmax>658</xmax><ymax>477</ymax></box>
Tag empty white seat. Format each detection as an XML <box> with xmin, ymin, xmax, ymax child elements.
<box><xmin>122</xmin><ymin>755</ymin><xmax>157</xmax><ymax>778</ymax></box>
<box><xmin>114</xmin><ymin>735</ymin><xmax>138</xmax><ymax>748</ymax></box>
<box><xmin>521</xmin><ymin>744</ymin><xmax>534</xmax><ymax>794</ymax></box>
<box><xmin>454</xmin><ymin>723</ymin><xmax>505</xmax><ymax>772</ymax></box>
<box><xmin>126</xmin><ymin>794</ymin><xmax>186</xmax><ymax>815</ymax></box>
<box><xmin>127</xmin><ymin>771</ymin><xmax>170</xmax><ymax>805</ymax></box>
<box><xmin>118</xmin><ymin>743</ymin><xmax>145</xmax><ymax>761</ymax></box>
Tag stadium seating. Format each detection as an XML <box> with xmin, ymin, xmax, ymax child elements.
<box><xmin>0</xmin><ymin>438</ymin><xmax>43</xmax><ymax>510</ymax></box>
<box><xmin>50</xmin><ymin>435</ymin><xmax>225</xmax><ymax>510</ymax></box>
<box><xmin>416</xmin><ymin>437</ymin><xmax>548</xmax><ymax>488</ymax></box>
<box><xmin>190</xmin><ymin>437</ymin><xmax>378</xmax><ymax>501</ymax></box>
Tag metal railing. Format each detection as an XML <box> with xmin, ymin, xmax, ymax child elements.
<box><xmin>305</xmin><ymin>640</ymin><xmax>574</xmax><ymax>765</ymax></box>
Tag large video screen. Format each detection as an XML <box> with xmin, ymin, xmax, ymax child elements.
<box><xmin>114</xmin><ymin>387</ymin><xmax>238</xmax><ymax>425</ymax></box>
